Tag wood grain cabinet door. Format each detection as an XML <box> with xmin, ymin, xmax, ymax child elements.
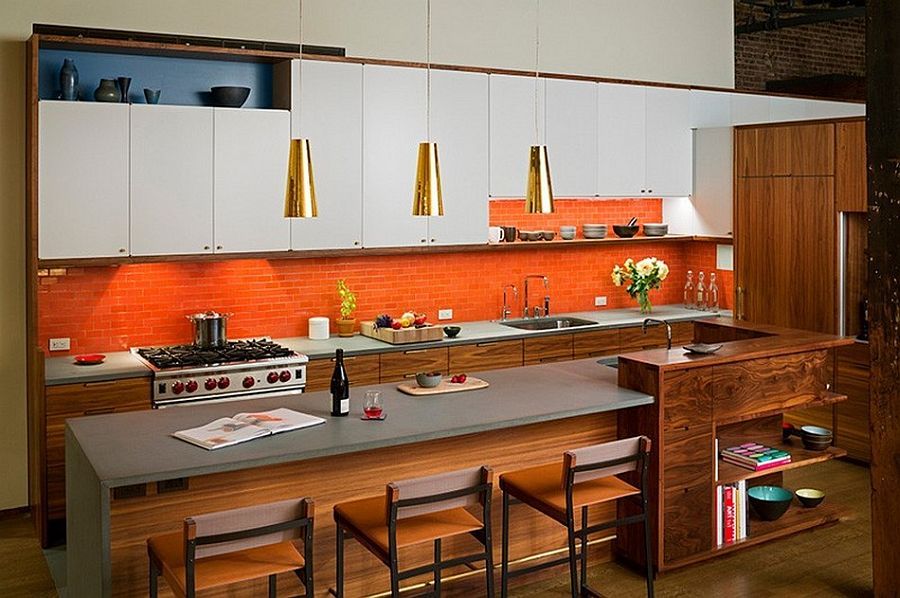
<box><xmin>835</xmin><ymin>343</ymin><xmax>871</xmax><ymax>461</ymax></box>
<box><xmin>449</xmin><ymin>340</ymin><xmax>523</xmax><ymax>372</ymax></box>
<box><xmin>305</xmin><ymin>354</ymin><xmax>381</xmax><ymax>392</ymax></box>
<box><xmin>619</xmin><ymin>325</ymin><xmax>669</xmax><ymax>352</ymax></box>
<box><xmin>836</xmin><ymin>121</ymin><xmax>867</xmax><ymax>213</ymax></box>
<box><xmin>573</xmin><ymin>329</ymin><xmax>619</xmax><ymax>359</ymax></box>
<box><xmin>379</xmin><ymin>348</ymin><xmax>449</xmax><ymax>382</ymax></box>
<box><xmin>524</xmin><ymin>335</ymin><xmax>574</xmax><ymax>365</ymax></box>
<box><xmin>663</xmin><ymin>483</ymin><xmax>712</xmax><ymax>564</ymax></box>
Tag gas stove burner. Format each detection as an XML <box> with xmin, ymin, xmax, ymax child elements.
<box><xmin>137</xmin><ymin>339</ymin><xmax>295</xmax><ymax>369</ymax></box>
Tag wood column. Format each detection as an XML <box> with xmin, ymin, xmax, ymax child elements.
<box><xmin>866</xmin><ymin>2</ymin><xmax>900</xmax><ymax>595</ymax></box>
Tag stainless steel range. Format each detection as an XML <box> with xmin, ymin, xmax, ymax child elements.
<box><xmin>133</xmin><ymin>339</ymin><xmax>308</xmax><ymax>407</ymax></box>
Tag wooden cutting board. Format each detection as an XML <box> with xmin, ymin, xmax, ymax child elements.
<box><xmin>360</xmin><ymin>321</ymin><xmax>444</xmax><ymax>344</ymax></box>
<box><xmin>397</xmin><ymin>377</ymin><xmax>489</xmax><ymax>396</ymax></box>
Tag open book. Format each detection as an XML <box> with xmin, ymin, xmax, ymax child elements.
<box><xmin>172</xmin><ymin>408</ymin><xmax>326</xmax><ymax>450</ymax></box>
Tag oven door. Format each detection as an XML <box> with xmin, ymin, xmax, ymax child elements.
<box><xmin>153</xmin><ymin>387</ymin><xmax>304</xmax><ymax>408</ymax></box>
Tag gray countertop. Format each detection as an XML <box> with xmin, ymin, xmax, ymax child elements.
<box><xmin>66</xmin><ymin>358</ymin><xmax>653</xmax><ymax>487</ymax></box>
<box><xmin>46</xmin><ymin>305</ymin><xmax>727</xmax><ymax>385</ymax></box>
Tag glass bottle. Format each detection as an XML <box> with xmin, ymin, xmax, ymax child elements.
<box><xmin>696</xmin><ymin>271</ymin><xmax>708</xmax><ymax>311</ymax></box>
<box><xmin>684</xmin><ymin>270</ymin><xmax>695</xmax><ymax>310</ymax></box>
<box><xmin>330</xmin><ymin>349</ymin><xmax>350</xmax><ymax>417</ymax></box>
<box><xmin>708</xmin><ymin>272</ymin><xmax>720</xmax><ymax>313</ymax></box>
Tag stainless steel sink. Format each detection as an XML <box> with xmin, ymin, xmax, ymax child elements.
<box><xmin>597</xmin><ymin>356</ymin><xmax>619</xmax><ymax>369</ymax></box>
<box><xmin>500</xmin><ymin>316</ymin><xmax>597</xmax><ymax>331</ymax></box>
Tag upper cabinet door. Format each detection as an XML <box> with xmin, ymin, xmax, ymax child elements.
<box><xmin>731</xmin><ymin>93</ymin><xmax>771</xmax><ymax>126</ymax></box>
<box><xmin>546</xmin><ymin>79</ymin><xmax>598</xmax><ymax>197</ymax></box>
<box><xmin>292</xmin><ymin>60</ymin><xmax>363</xmax><ymax>250</ymax></box>
<box><xmin>362</xmin><ymin>65</ymin><xmax>428</xmax><ymax>248</ymax></box>
<box><xmin>130</xmin><ymin>105</ymin><xmax>214</xmax><ymax>256</ymax></box>
<box><xmin>489</xmin><ymin>74</ymin><xmax>546</xmax><ymax>197</ymax></box>
<box><xmin>690</xmin><ymin>90</ymin><xmax>732</xmax><ymax>128</ymax></box>
<box><xmin>597</xmin><ymin>83</ymin><xmax>645</xmax><ymax>197</ymax></box>
<box><xmin>213</xmin><ymin>108</ymin><xmax>291</xmax><ymax>253</ymax></box>
<box><xmin>645</xmin><ymin>87</ymin><xmax>692</xmax><ymax>196</ymax></box>
<box><xmin>38</xmin><ymin>102</ymin><xmax>129</xmax><ymax>259</ymax></box>
<box><xmin>428</xmin><ymin>70</ymin><xmax>489</xmax><ymax>245</ymax></box>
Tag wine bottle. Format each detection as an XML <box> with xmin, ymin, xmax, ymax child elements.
<box><xmin>330</xmin><ymin>349</ymin><xmax>350</xmax><ymax>416</ymax></box>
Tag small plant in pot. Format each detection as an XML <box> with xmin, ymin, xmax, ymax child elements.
<box><xmin>336</xmin><ymin>279</ymin><xmax>357</xmax><ymax>337</ymax></box>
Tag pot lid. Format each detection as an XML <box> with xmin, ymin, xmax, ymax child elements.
<box><xmin>186</xmin><ymin>310</ymin><xmax>232</xmax><ymax>321</ymax></box>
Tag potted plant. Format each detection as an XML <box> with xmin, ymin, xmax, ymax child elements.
<box><xmin>336</xmin><ymin>279</ymin><xmax>357</xmax><ymax>337</ymax></box>
<box><xmin>611</xmin><ymin>257</ymin><xmax>669</xmax><ymax>314</ymax></box>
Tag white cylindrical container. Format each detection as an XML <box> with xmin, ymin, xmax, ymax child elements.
<box><xmin>308</xmin><ymin>317</ymin><xmax>330</xmax><ymax>340</ymax></box>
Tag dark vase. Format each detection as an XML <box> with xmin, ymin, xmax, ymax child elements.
<box><xmin>59</xmin><ymin>58</ymin><xmax>78</xmax><ymax>101</ymax></box>
<box><xmin>117</xmin><ymin>77</ymin><xmax>132</xmax><ymax>103</ymax></box>
<box><xmin>94</xmin><ymin>79</ymin><xmax>121</xmax><ymax>103</ymax></box>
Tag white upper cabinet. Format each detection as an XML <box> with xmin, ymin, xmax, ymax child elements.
<box><xmin>645</xmin><ymin>87</ymin><xmax>693</xmax><ymax>197</ymax></box>
<box><xmin>597</xmin><ymin>83</ymin><xmax>646</xmax><ymax>197</ymax></box>
<box><xmin>489</xmin><ymin>74</ymin><xmax>546</xmax><ymax>197</ymax></box>
<box><xmin>428</xmin><ymin>69</ymin><xmax>489</xmax><ymax>245</ymax></box>
<box><xmin>546</xmin><ymin>78</ymin><xmax>598</xmax><ymax>197</ymax></box>
<box><xmin>689</xmin><ymin>90</ymin><xmax>732</xmax><ymax>128</ymax></box>
<box><xmin>213</xmin><ymin>108</ymin><xmax>291</xmax><ymax>253</ymax></box>
<box><xmin>38</xmin><ymin>101</ymin><xmax>129</xmax><ymax>259</ymax></box>
<box><xmin>730</xmin><ymin>93</ymin><xmax>771</xmax><ymax>125</ymax></box>
<box><xmin>291</xmin><ymin>60</ymin><xmax>364</xmax><ymax>250</ymax></box>
<box><xmin>130</xmin><ymin>105</ymin><xmax>214</xmax><ymax>256</ymax></box>
<box><xmin>362</xmin><ymin>65</ymin><xmax>428</xmax><ymax>248</ymax></box>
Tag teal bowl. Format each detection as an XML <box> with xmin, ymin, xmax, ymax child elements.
<box><xmin>748</xmin><ymin>485</ymin><xmax>793</xmax><ymax>521</ymax></box>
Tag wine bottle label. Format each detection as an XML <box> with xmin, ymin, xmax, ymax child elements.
<box><xmin>340</xmin><ymin>399</ymin><xmax>349</xmax><ymax>414</ymax></box>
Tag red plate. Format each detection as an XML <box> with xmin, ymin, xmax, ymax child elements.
<box><xmin>74</xmin><ymin>354</ymin><xmax>106</xmax><ymax>365</ymax></box>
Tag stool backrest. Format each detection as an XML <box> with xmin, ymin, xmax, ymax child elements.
<box><xmin>186</xmin><ymin>497</ymin><xmax>314</xmax><ymax>559</ymax></box>
<box><xmin>563</xmin><ymin>436</ymin><xmax>651</xmax><ymax>487</ymax></box>
<box><xmin>388</xmin><ymin>466</ymin><xmax>492</xmax><ymax>521</ymax></box>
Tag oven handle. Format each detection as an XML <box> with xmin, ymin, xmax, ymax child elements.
<box><xmin>154</xmin><ymin>387</ymin><xmax>305</xmax><ymax>408</ymax></box>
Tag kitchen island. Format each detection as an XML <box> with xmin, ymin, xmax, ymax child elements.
<box><xmin>66</xmin><ymin>359</ymin><xmax>652</xmax><ymax>597</ymax></box>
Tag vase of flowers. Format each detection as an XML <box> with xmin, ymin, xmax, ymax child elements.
<box><xmin>611</xmin><ymin>257</ymin><xmax>669</xmax><ymax>314</ymax></box>
<box><xmin>336</xmin><ymin>279</ymin><xmax>357</xmax><ymax>337</ymax></box>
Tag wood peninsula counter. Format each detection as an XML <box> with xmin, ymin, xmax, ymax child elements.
<box><xmin>615</xmin><ymin>317</ymin><xmax>854</xmax><ymax>573</ymax></box>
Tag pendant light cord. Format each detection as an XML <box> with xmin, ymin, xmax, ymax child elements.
<box><xmin>426</xmin><ymin>0</ymin><xmax>432</xmax><ymax>141</ymax></box>
<box><xmin>297</xmin><ymin>0</ymin><xmax>304</xmax><ymax>136</ymax></box>
<box><xmin>534</xmin><ymin>0</ymin><xmax>540</xmax><ymax>146</ymax></box>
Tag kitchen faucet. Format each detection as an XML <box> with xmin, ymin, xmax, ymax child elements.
<box><xmin>501</xmin><ymin>284</ymin><xmax>518</xmax><ymax>321</ymax></box>
<box><xmin>642</xmin><ymin>318</ymin><xmax>672</xmax><ymax>350</ymax></box>
<box><xmin>524</xmin><ymin>275</ymin><xmax>550</xmax><ymax>319</ymax></box>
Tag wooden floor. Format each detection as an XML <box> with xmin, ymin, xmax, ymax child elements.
<box><xmin>0</xmin><ymin>460</ymin><xmax>871</xmax><ymax>597</ymax></box>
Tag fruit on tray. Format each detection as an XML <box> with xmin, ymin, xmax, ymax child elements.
<box><xmin>450</xmin><ymin>373</ymin><xmax>467</xmax><ymax>384</ymax></box>
<box><xmin>376</xmin><ymin>311</ymin><xmax>430</xmax><ymax>330</ymax></box>
<box><xmin>414</xmin><ymin>313</ymin><xmax>427</xmax><ymax>326</ymax></box>
<box><xmin>400</xmin><ymin>316</ymin><xmax>413</xmax><ymax>328</ymax></box>
<box><xmin>375</xmin><ymin>314</ymin><xmax>393</xmax><ymax>329</ymax></box>
<box><xmin>390</xmin><ymin>320</ymin><xmax>403</xmax><ymax>330</ymax></box>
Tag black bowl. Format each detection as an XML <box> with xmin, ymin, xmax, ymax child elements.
<box><xmin>443</xmin><ymin>326</ymin><xmax>461</xmax><ymax>338</ymax></box>
<box><xmin>613</xmin><ymin>224</ymin><xmax>640</xmax><ymax>238</ymax></box>
<box><xmin>795</xmin><ymin>488</ymin><xmax>825</xmax><ymax>508</ymax></box>
<box><xmin>748</xmin><ymin>485</ymin><xmax>793</xmax><ymax>521</ymax></box>
<box><xmin>210</xmin><ymin>86</ymin><xmax>251</xmax><ymax>108</ymax></box>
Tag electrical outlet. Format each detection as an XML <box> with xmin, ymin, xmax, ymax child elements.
<box><xmin>49</xmin><ymin>337</ymin><xmax>71</xmax><ymax>351</ymax></box>
<box><xmin>594</xmin><ymin>296</ymin><xmax>608</xmax><ymax>307</ymax></box>
<box><xmin>438</xmin><ymin>309</ymin><xmax>453</xmax><ymax>320</ymax></box>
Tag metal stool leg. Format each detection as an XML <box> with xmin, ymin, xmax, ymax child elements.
<box><xmin>484</xmin><ymin>511</ymin><xmax>496</xmax><ymax>598</ymax></box>
<box><xmin>335</xmin><ymin>525</ymin><xmax>345</xmax><ymax>598</ymax></box>
<box><xmin>566</xmin><ymin>516</ymin><xmax>579</xmax><ymax>598</ymax></box>
<box><xmin>501</xmin><ymin>491</ymin><xmax>510</xmax><ymax>598</ymax></box>
<box><xmin>643</xmin><ymin>512</ymin><xmax>654</xmax><ymax>597</ymax></box>
<box><xmin>580</xmin><ymin>505</ymin><xmax>589</xmax><ymax>589</ymax></box>
<box><xmin>268</xmin><ymin>573</ymin><xmax>277</xmax><ymax>598</ymax></box>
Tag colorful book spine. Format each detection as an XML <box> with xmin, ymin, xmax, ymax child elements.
<box><xmin>724</xmin><ymin>485</ymin><xmax>736</xmax><ymax>545</ymax></box>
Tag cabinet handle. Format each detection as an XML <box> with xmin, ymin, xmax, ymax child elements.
<box><xmin>403</xmin><ymin>348</ymin><xmax>427</xmax><ymax>355</ymax></box>
<box><xmin>330</xmin><ymin>356</ymin><xmax>357</xmax><ymax>362</ymax></box>
<box><xmin>431</xmin><ymin>238</ymin><xmax>436</xmax><ymax>243</ymax></box>
<box><xmin>83</xmin><ymin>407</ymin><xmax>115</xmax><ymax>416</ymax></box>
<box><xmin>420</xmin><ymin>239</ymin><xmax>427</xmax><ymax>243</ymax></box>
<box><xmin>403</xmin><ymin>373</ymin><xmax>417</xmax><ymax>379</ymax></box>
<box><xmin>82</xmin><ymin>380</ymin><xmax>118</xmax><ymax>388</ymax></box>
<box><xmin>203</xmin><ymin>245</ymin><xmax>210</xmax><ymax>251</ymax></box>
<box><xmin>648</xmin><ymin>189</ymin><xmax>653</xmax><ymax>194</ymax></box>
<box><xmin>118</xmin><ymin>248</ymin><xmax>126</xmax><ymax>253</ymax></box>
<box><xmin>736</xmin><ymin>286</ymin><xmax>745</xmax><ymax>320</ymax></box>
<box><xmin>475</xmin><ymin>342</ymin><xmax>498</xmax><ymax>348</ymax></box>
<box><xmin>216</xmin><ymin>245</ymin><xmax>223</xmax><ymax>250</ymax></box>
<box><xmin>354</xmin><ymin>241</ymin><xmax>360</xmax><ymax>246</ymax></box>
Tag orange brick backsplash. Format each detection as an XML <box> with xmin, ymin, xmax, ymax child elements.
<box><xmin>39</xmin><ymin>199</ymin><xmax>731</xmax><ymax>354</ymax></box>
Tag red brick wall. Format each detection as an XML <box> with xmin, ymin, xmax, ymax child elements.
<box><xmin>38</xmin><ymin>199</ymin><xmax>732</xmax><ymax>354</ymax></box>
<box><xmin>734</xmin><ymin>4</ymin><xmax>865</xmax><ymax>91</ymax></box>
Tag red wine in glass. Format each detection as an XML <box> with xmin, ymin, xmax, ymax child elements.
<box><xmin>364</xmin><ymin>406</ymin><xmax>383</xmax><ymax>418</ymax></box>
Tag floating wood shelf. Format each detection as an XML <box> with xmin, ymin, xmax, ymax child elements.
<box><xmin>715</xmin><ymin>390</ymin><xmax>848</xmax><ymax>426</ymax></box>
<box><xmin>713</xmin><ymin>502</ymin><xmax>849</xmax><ymax>556</ymax></box>
<box><xmin>717</xmin><ymin>445</ymin><xmax>847</xmax><ymax>485</ymax></box>
<box><xmin>36</xmin><ymin>234</ymin><xmax>733</xmax><ymax>269</ymax></box>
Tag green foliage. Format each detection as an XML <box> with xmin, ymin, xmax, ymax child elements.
<box><xmin>337</xmin><ymin>279</ymin><xmax>357</xmax><ymax>319</ymax></box>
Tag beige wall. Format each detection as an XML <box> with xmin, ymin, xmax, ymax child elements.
<box><xmin>0</xmin><ymin>0</ymin><xmax>733</xmax><ymax>510</ymax></box>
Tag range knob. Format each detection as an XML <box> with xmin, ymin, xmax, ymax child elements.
<box><xmin>242</xmin><ymin>376</ymin><xmax>255</xmax><ymax>389</ymax></box>
<box><xmin>172</xmin><ymin>381</ymin><xmax>185</xmax><ymax>395</ymax></box>
<box><xmin>217</xmin><ymin>377</ymin><xmax>231</xmax><ymax>390</ymax></box>
<box><xmin>185</xmin><ymin>380</ymin><xmax>199</xmax><ymax>393</ymax></box>
<box><xmin>204</xmin><ymin>378</ymin><xmax>218</xmax><ymax>391</ymax></box>
<box><xmin>267</xmin><ymin>371</ymin><xmax>280</xmax><ymax>384</ymax></box>
<box><xmin>279</xmin><ymin>370</ymin><xmax>292</xmax><ymax>382</ymax></box>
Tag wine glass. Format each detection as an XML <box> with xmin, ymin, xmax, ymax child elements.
<box><xmin>364</xmin><ymin>390</ymin><xmax>383</xmax><ymax>419</ymax></box>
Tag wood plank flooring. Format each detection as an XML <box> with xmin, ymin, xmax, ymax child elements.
<box><xmin>0</xmin><ymin>460</ymin><xmax>871</xmax><ymax>597</ymax></box>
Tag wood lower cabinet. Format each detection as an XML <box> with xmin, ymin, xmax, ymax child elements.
<box><xmin>305</xmin><ymin>354</ymin><xmax>381</xmax><ymax>392</ymax></box>
<box><xmin>524</xmin><ymin>334</ymin><xmax>574</xmax><ymax>365</ymax></box>
<box><xmin>448</xmin><ymin>340</ymin><xmax>523</xmax><ymax>371</ymax></box>
<box><xmin>379</xmin><ymin>347</ymin><xmax>449</xmax><ymax>382</ymax></box>
<box><xmin>44</xmin><ymin>378</ymin><xmax>151</xmax><ymax>522</ymax></box>
<box><xmin>573</xmin><ymin>329</ymin><xmax>619</xmax><ymax>359</ymax></box>
<box><xmin>619</xmin><ymin>321</ymin><xmax>694</xmax><ymax>352</ymax></box>
<box><xmin>835</xmin><ymin>342</ymin><xmax>870</xmax><ymax>461</ymax></box>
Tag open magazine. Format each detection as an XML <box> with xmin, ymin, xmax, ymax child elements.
<box><xmin>172</xmin><ymin>408</ymin><xmax>326</xmax><ymax>450</ymax></box>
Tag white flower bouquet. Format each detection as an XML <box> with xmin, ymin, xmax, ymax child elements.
<box><xmin>611</xmin><ymin>257</ymin><xmax>670</xmax><ymax>313</ymax></box>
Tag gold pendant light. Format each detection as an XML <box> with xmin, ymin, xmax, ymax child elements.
<box><xmin>284</xmin><ymin>0</ymin><xmax>318</xmax><ymax>218</ymax></box>
<box><xmin>412</xmin><ymin>0</ymin><xmax>444</xmax><ymax>216</ymax></box>
<box><xmin>525</xmin><ymin>0</ymin><xmax>554</xmax><ymax>214</ymax></box>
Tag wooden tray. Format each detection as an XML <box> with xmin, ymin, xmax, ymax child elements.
<box><xmin>397</xmin><ymin>376</ymin><xmax>489</xmax><ymax>396</ymax></box>
<box><xmin>360</xmin><ymin>321</ymin><xmax>443</xmax><ymax>344</ymax></box>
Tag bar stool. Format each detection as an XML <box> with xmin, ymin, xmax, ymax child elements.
<box><xmin>500</xmin><ymin>436</ymin><xmax>653</xmax><ymax>598</ymax></box>
<box><xmin>333</xmin><ymin>466</ymin><xmax>494</xmax><ymax>597</ymax></box>
<box><xmin>147</xmin><ymin>497</ymin><xmax>314</xmax><ymax>598</ymax></box>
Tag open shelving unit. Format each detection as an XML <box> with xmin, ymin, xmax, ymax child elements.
<box><xmin>717</xmin><ymin>444</ymin><xmax>847</xmax><ymax>485</ymax></box>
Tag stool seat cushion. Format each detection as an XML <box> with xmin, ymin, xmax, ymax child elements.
<box><xmin>500</xmin><ymin>462</ymin><xmax>640</xmax><ymax>522</ymax></box>
<box><xmin>148</xmin><ymin>531</ymin><xmax>304</xmax><ymax>596</ymax></box>
<box><xmin>334</xmin><ymin>495</ymin><xmax>483</xmax><ymax>552</ymax></box>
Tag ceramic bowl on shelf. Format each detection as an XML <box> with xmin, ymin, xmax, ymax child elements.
<box><xmin>747</xmin><ymin>485</ymin><xmax>793</xmax><ymax>521</ymax></box>
<box><xmin>541</xmin><ymin>231</ymin><xmax>556</xmax><ymax>241</ymax></box>
<box><xmin>560</xmin><ymin>226</ymin><xmax>576</xmax><ymax>240</ymax></box>
<box><xmin>210</xmin><ymin>86</ymin><xmax>251</xmax><ymax>107</ymax></box>
<box><xmin>613</xmin><ymin>224</ymin><xmax>640</xmax><ymax>238</ymax></box>
<box><xmin>795</xmin><ymin>488</ymin><xmax>826</xmax><ymax>508</ymax></box>
<box><xmin>443</xmin><ymin>326</ymin><xmax>461</xmax><ymax>338</ymax></box>
<box><xmin>415</xmin><ymin>371</ymin><xmax>443</xmax><ymax>388</ymax></box>
<box><xmin>642</xmin><ymin>223</ymin><xmax>669</xmax><ymax>237</ymax></box>
<box><xmin>800</xmin><ymin>425</ymin><xmax>833</xmax><ymax>451</ymax></box>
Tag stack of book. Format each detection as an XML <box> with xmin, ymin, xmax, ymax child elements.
<box><xmin>717</xmin><ymin>480</ymin><xmax>748</xmax><ymax>545</ymax></box>
<box><xmin>720</xmin><ymin>443</ymin><xmax>792</xmax><ymax>471</ymax></box>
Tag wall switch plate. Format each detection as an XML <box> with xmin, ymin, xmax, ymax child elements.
<box><xmin>594</xmin><ymin>296</ymin><xmax>608</xmax><ymax>307</ymax></box>
<box><xmin>438</xmin><ymin>309</ymin><xmax>453</xmax><ymax>320</ymax></box>
<box><xmin>49</xmin><ymin>337</ymin><xmax>71</xmax><ymax>351</ymax></box>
